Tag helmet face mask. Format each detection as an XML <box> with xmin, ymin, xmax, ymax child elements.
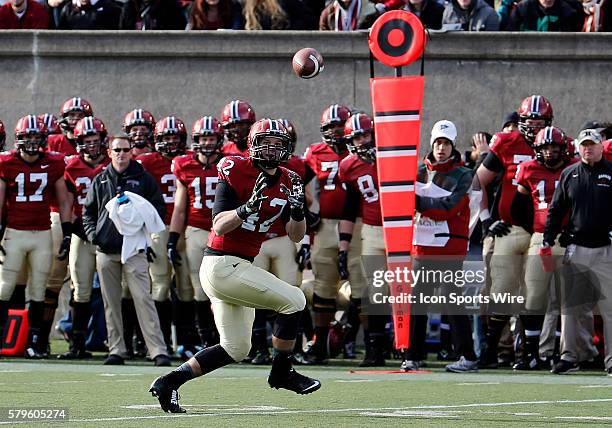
<box><xmin>224</xmin><ymin>122</ymin><xmax>251</xmax><ymax>146</ymax></box>
<box><xmin>194</xmin><ymin>135</ymin><xmax>222</xmax><ymax>156</ymax></box>
<box><xmin>533</xmin><ymin>126</ymin><xmax>567</xmax><ymax>168</ymax></box>
<box><xmin>128</xmin><ymin>124</ymin><xmax>153</xmax><ymax>149</ymax></box>
<box><xmin>518</xmin><ymin>95</ymin><xmax>553</xmax><ymax>145</ymax></box>
<box><xmin>17</xmin><ymin>134</ymin><xmax>45</xmax><ymax>157</ymax></box>
<box><xmin>221</xmin><ymin>100</ymin><xmax>256</xmax><ymax>147</ymax></box>
<box><xmin>320</xmin><ymin>104</ymin><xmax>351</xmax><ymax>153</ymax></box>
<box><xmin>15</xmin><ymin>115</ymin><xmax>47</xmax><ymax>157</ymax></box>
<box><xmin>154</xmin><ymin>117</ymin><xmax>187</xmax><ymax>157</ymax></box>
<box><xmin>79</xmin><ymin>134</ymin><xmax>104</xmax><ymax>160</ymax></box>
<box><xmin>344</xmin><ymin>113</ymin><xmax>375</xmax><ymax>163</ymax></box>
<box><xmin>156</xmin><ymin>134</ymin><xmax>181</xmax><ymax>157</ymax></box>
<box><xmin>351</xmin><ymin>133</ymin><xmax>376</xmax><ymax>164</ymax></box>
<box><xmin>247</xmin><ymin>119</ymin><xmax>292</xmax><ymax>169</ymax></box>
<box><xmin>123</xmin><ymin>109</ymin><xmax>155</xmax><ymax>149</ymax></box>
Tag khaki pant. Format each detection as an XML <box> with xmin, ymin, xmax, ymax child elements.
<box><xmin>559</xmin><ymin>244</ymin><xmax>612</xmax><ymax>368</ymax></box>
<box><xmin>311</xmin><ymin>218</ymin><xmax>364</xmax><ymax>300</ymax></box>
<box><xmin>47</xmin><ymin>212</ymin><xmax>70</xmax><ymax>293</ymax></box>
<box><xmin>524</xmin><ymin>232</ymin><xmax>566</xmax><ymax>312</ymax></box>
<box><xmin>200</xmin><ymin>255</ymin><xmax>306</xmax><ymax>361</ymax></box>
<box><xmin>254</xmin><ymin>235</ymin><xmax>299</xmax><ymax>286</ymax></box>
<box><xmin>0</xmin><ymin>228</ymin><xmax>52</xmax><ymax>302</ymax></box>
<box><xmin>184</xmin><ymin>226</ymin><xmax>210</xmax><ymax>302</ymax></box>
<box><xmin>490</xmin><ymin>225</ymin><xmax>531</xmax><ymax>296</ymax></box>
<box><xmin>69</xmin><ymin>235</ymin><xmax>97</xmax><ymax>303</ymax></box>
<box><xmin>96</xmin><ymin>251</ymin><xmax>167</xmax><ymax>358</ymax></box>
<box><xmin>150</xmin><ymin>227</ymin><xmax>192</xmax><ymax>302</ymax></box>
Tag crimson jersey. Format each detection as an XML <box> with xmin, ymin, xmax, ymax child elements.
<box><xmin>47</xmin><ymin>134</ymin><xmax>78</xmax><ymax>157</ymax></box>
<box><xmin>304</xmin><ymin>142</ymin><xmax>347</xmax><ymax>219</ymax></box>
<box><xmin>136</xmin><ymin>152</ymin><xmax>176</xmax><ymax>224</ymax></box>
<box><xmin>266</xmin><ymin>155</ymin><xmax>307</xmax><ymax>238</ymax></box>
<box><xmin>207</xmin><ymin>156</ymin><xmax>294</xmax><ymax>259</ymax></box>
<box><xmin>64</xmin><ymin>155</ymin><xmax>110</xmax><ymax>217</ymax></box>
<box><xmin>516</xmin><ymin>158</ymin><xmax>576</xmax><ymax>233</ymax></box>
<box><xmin>221</xmin><ymin>141</ymin><xmax>249</xmax><ymax>157</ymax></box>
<box><xmin>339</xmin><ymin>154</ymin><xmax>382</xmax><ymax>226</ymax></box>
<box><xmin>487</xmin><ymin>130</ymin><xmax>534</xmax><ymax>223</ymax></box>
<box><xmin>0</xmin><ymin>150</ymin><xmax>65</xmax><ymax>230</ymax></box>
<box><xmin>604</xmin><ymin>140</ymin><xmax>612</xmax><ymax>162</ymax></box>
<box><xmin>172</xmin><ymin>154</ymin><xmax>218</xmax><ymax>231</ymax></box>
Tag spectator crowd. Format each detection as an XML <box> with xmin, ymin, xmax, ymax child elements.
<box><xmin>0</xmin><ymin>0</ymin><xmax>610</xmax><ymax>31</ymax></box>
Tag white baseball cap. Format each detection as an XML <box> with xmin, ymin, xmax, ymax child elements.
<box><xmin>576</xmin><ymin>128</ymin><xmax>603</xmax><ymax>145</ymax></box>
<box><xmin>430</xmin><ymin>120</ymin><xmax>457</xmax><ymax>146</ymax></box>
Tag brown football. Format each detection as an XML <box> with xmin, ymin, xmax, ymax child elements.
<box><xmin>292</xmin><ymin>48</ymin><xmax>324</xmax><ymax>79</ymax></box>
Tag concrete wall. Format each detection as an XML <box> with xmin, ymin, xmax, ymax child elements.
<box><xmin>0</xmin><ymin>30</ymin><xmax>610</xmax><ymax>154</ymax></box>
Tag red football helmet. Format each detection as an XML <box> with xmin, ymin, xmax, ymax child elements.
<box><xmin>0</xmin><ymin>119</ymin><xmax>5</xmax><ymax>151</ymax></box>
<box><xmin>192</xmin><ymin>116</ymin><xmax>223</xmax><ymax>156</ymax></box>
<box><xmin>278</xmin><ymin>118</ymin><xmax>297</xmax><ymax>152</ymax></box>
<box><xmin>344</xmin><ymin>113</ymin><xmax>375</xmax><ymax>164</ymax></box>
<box><xmin>320</xmin><ymin>104</ymin><xmax>351</xmax><ymax>151</ymax></box>
<box><xmin>60</xmin><ymin>97</ymin><xmax>93</xmax><ymax>133</ymax></box>
<box><xmin>518</xmin><ymin>95</ymin><xmax>553</xmax><ymax>144</ymax></box>
<box><xmin>15</xmin><ymin>114</ymin><xmax>47</xmax><ymax>156</ymax></box>
<box><xmin>74</xmin><ymin>117</ymin><xmax>108</xmax><ymax>160</ymax></box>
<box><xmin>39</xmin><ymin>113</ymin><xmax>61</xmax><ymax>135</ymax></box>
<box><xmin>247</xmin><ymin>118</ymin><xmax>292</xmax><ymax>168</ymax></box>
<box><xmin>220</xmin><ymin>100</ymin><xmax>256</xmax><ymax>145</ymax></box>
<box><xmin>123</xmin><ymin>109</ymin><xmax>156</xmax><ymax>149</ymax></box>
<box><xmin>154</xmin><ymin>116</ymin><xmax>187</xmax><ymax>156</ymax></box>
<box><xmin>533</xmin><ymin>126</ymin><xmax>569</xmax><ymax>167</ymax></box>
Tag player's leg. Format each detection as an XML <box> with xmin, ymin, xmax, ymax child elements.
<box><xmin>482</xmin><ymin>226</ymin><xmax>530</xmax><ymax>367</ymax></box>
<box><xmin>0</xmin><ymin>228</ymin><xmax>29</xmax><ymax>353</ymax></box>
<box><xmin>309</xmin><ymin>218</ymin><xmax>341</xmax><ymax>363</ymax></box>
<box><xmin>24</xmin><ymin>230</ymin><xmax>54</xmax><ymax>358</ymax></box>
<box><xmin>60</xmin><ymin>235</ymin><xmax>96</xmax><ymax>359</ymax></box>
<box><xmin>150</xmin><ymin>228</ymin><xmax>173</xmax><ymax>353</ymax></box>
<box><xmin>251</xmin><ymin>239</ymin><xmax>275</xmax><ymax>364</ymax></box>
<box><xmin>201</xmin><ymin>255</ymin><xmax>319</xmax><ymax>393</ymax></box>
<box><xmin>150</xmin><ymin>297</ymin><xmax>252</xmax><ymax>413</ymax></box>
<box><xmin>173</xmin><ymin>233</ymin><xmax>198</xmax><ymax>359</ymax></box>
<box><xmin>185</xmin><ymin>226</ymin><xmax>217</xmax><ymax>348</ymax></box>
<box><xmin>344</xmin><ymin>219</ymin><xmax>365</xmax><ymax>360</ymax></box>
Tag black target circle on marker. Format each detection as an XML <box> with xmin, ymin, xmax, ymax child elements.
<box><xmin>378</xmin><ymin>19</ymin><xmax>413</xmax><ymax>57</ymax></box>
<box><xmin>368</xmin><ymin>10</ymin><xmax>425</xmax><ymax>67</ymax></box>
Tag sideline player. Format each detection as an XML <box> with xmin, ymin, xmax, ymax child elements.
<box><xmin>220</xmin><ymin>100</ymin><xmax>256</xmax><ymax>157</ymax></box>
<box><xmin>167</xmin><ymin>116</ymin><xmax>223</xmax><ymax>352</ymax></box>
<box><xmin>150</xmin><ymin>119</ymin><xmax>320</xmax><ymax>413</ymax></box>
<box><xmin>0</xmin><ymin>115</ymin><xmax>73</xmax><ymax>358</ymax></box>
<box><xmin>59</xmin><ymin>117</ymin><xmax>111</xmax><ymax>359</ymax></box>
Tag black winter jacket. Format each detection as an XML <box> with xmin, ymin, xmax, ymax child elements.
<box><xmin>82</xmin><ymin>160</ymin><xmax>165</xmax><ymax>255</ymax></box>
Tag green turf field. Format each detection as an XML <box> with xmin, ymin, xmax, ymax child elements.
<box><xmin>0</xmin><ymin>342</ymin><xmax>610</xmax><ymax>427</ymax></box>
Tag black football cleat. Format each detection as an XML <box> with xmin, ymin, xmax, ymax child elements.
<box><xmin>149</xmin><ymin>376</ymin><xmax>186</xmax><ymax>413</ymax></box>
<box><xmin>268</xmin><ymin>368</ymin><xmax>321</xmax><ymax>395</ymax></box>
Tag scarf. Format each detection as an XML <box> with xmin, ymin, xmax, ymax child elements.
<box><xmin>334</xmin><ymin>0</ymin><xmax>361</xmax><ymax>31</ymax></box>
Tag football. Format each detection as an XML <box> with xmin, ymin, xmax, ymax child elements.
<box><xmin>292</xmin><ymin>48</ymin><xmax>324</xmax><ymax>79</ymax></box>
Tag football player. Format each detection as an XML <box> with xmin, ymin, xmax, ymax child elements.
<box><xmin>167</xmin><ymin>116</ymin><xmax>223</xmax><ymax>354</ymax></box>
<box><xmin>39</xmin><ymin>114</ymin><xmax>62</xmax><ymax>136</ymax></box>
<box><xmin>58</xmin><ymin>117</ymin><xmax>111</xmax><ymax>359</ymax></box>
<box><xmin>137</xmin><ymin>116</ymin><xmax>191</xmax><ymax>354</ymax></box>
<box><xmin>248</xmin><ymin>118</ymin><xmax>307</xmax><ymax>365</ymax></box>
<box><xmin>303</xmin><ymin>104</ymin><xmax>365</xmax><ymax>364</ymax></box>
<box><xmin>338</xmin><ymin>113</ymin><xmax>387</xmax><ymax>366</ymax></box>
<box><xmin>43</xmin><ymin>97</ymin><xmax>94</xmax><ymax>355</ymax></box>
<box><xmin>476</xmin><ymin>95</ymin><xmax>554</xmax><ymax>367</ymax></box>
<box><xmin>0</xmin><ymin>115</ymin><xmax>73</xmax><ymax>358</ymax></box>
<box><xmin>0</xmin><ymin>120</ymin><xmax>5</xmax><ymax>152</ymax></box>
<box><xmin>511</xmin><ymin>126</ymin><xmax>576</xmax><ymax>370</ymax></box>
<box><xmin>150</xmin><ymin>119</ymin><xmax>320</xmax><ymax>413</ymax></box>
<box><xmin>123</xmin><ymin>109</ymin><xmax>156</xmax><ymax>156</ymax></box>
<box><xmin>220</xmin><ymin>99</ymin><xmax>256</xmax><ymax>157</ymax></box>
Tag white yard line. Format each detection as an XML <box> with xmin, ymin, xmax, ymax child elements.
<box><xmin>1</xmin><ymin>398</ymin><xmax>609</xmax><ymax>425</ymax></box>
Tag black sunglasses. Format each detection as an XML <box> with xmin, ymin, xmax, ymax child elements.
<box><xmin>112</xmin><ymin>148</ymin><xmax>131</xmax><ymax>153</ymax></box>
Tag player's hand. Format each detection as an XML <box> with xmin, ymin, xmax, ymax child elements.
<box><xmin>146</xmin><ymin>247</ymin><xmax>157</xmax><ymax>263</ymax></box>
<box><xmin>57</xmin><ymin>236</ymin><xmax>71</xmax><ymax>261</ymax></box>
<box><xmin>295</xmin><ymin>243</ymin><xmax>311</xmax><ymax>272</ymax></box>
<box><xmin>539</xmin><ymin>245</ymin><xmax>554</xmax><ymax>272</ymax></box>
<box><xmin>245</xmin><ymin>173</ymin><xmax>268</xmax><ymax>214</ymax></box>
<box><xmin>167</xmin><ymin>243</ymin><xmax>182</xmax><ymax>267</ymax></box>
<box><xmin>472</xmin><ymin>132</ymin><xmax>490</xmax><ymax>155</ymax></box>
<box><xmin>281</xmin><ymin>182</ymin><xmax>305</xmax><ymax>211</ymax></box>
<box><xmin>486</xmin><ymin>220</ymin><xmax>511</xmax><ymax>238</ymax></box>
<box><xmin>338</xmin><ymin>250</ymin><xmax>349</xmax><ymax>280</ymax></box>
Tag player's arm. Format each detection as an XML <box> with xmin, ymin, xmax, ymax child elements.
<box><xmin>476</xmin><ymin>150</ymin><xmax>503</xmax><ymax>231</ymax></box>
<box><xmin>211</xmin><ymin>180</ymin><xmax>245</xmax><ymax>236</ymax></box>
<box><xmin>510</xmin><ymin>184</ymin><xmax>533</xmax><ymax>234</ymax></box>
<box><xmin>82</xmin><ymin>178</ymin><xmax>99</xmax><ymax>244</ymax></box>
<box><xmin>283</xmin><ymin>172</ymin><xmax>306</xmax><ymax>243</ymax></box>
<box><xmin>54</xmin><ymin>177</ymin><xmax>74</xmax><ymax>260</ymax></box>
<box><xmin>169</xmin><ymin>180</ymin><xmax>188</xmax><ymax>234</ymax></box>
<box><xmin>337</xmin><ymin>181</ymin><xmax>359</xmax><ymax>280</ymax></box>
<box><xmin>543</xmin><ymin>170</ymin><xmax>571</xmax><ymax>247</ymax></box>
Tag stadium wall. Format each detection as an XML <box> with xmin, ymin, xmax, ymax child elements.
<box><xmin>0</xmin><ymin>30</ymin><xmax>610</xmax><ymax>153</ymax></box>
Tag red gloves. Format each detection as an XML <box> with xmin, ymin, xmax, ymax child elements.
<box><xmin>539</xmin><ymin>246</ymin><xmax>554</xmax><ymax>273</ymax></box>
